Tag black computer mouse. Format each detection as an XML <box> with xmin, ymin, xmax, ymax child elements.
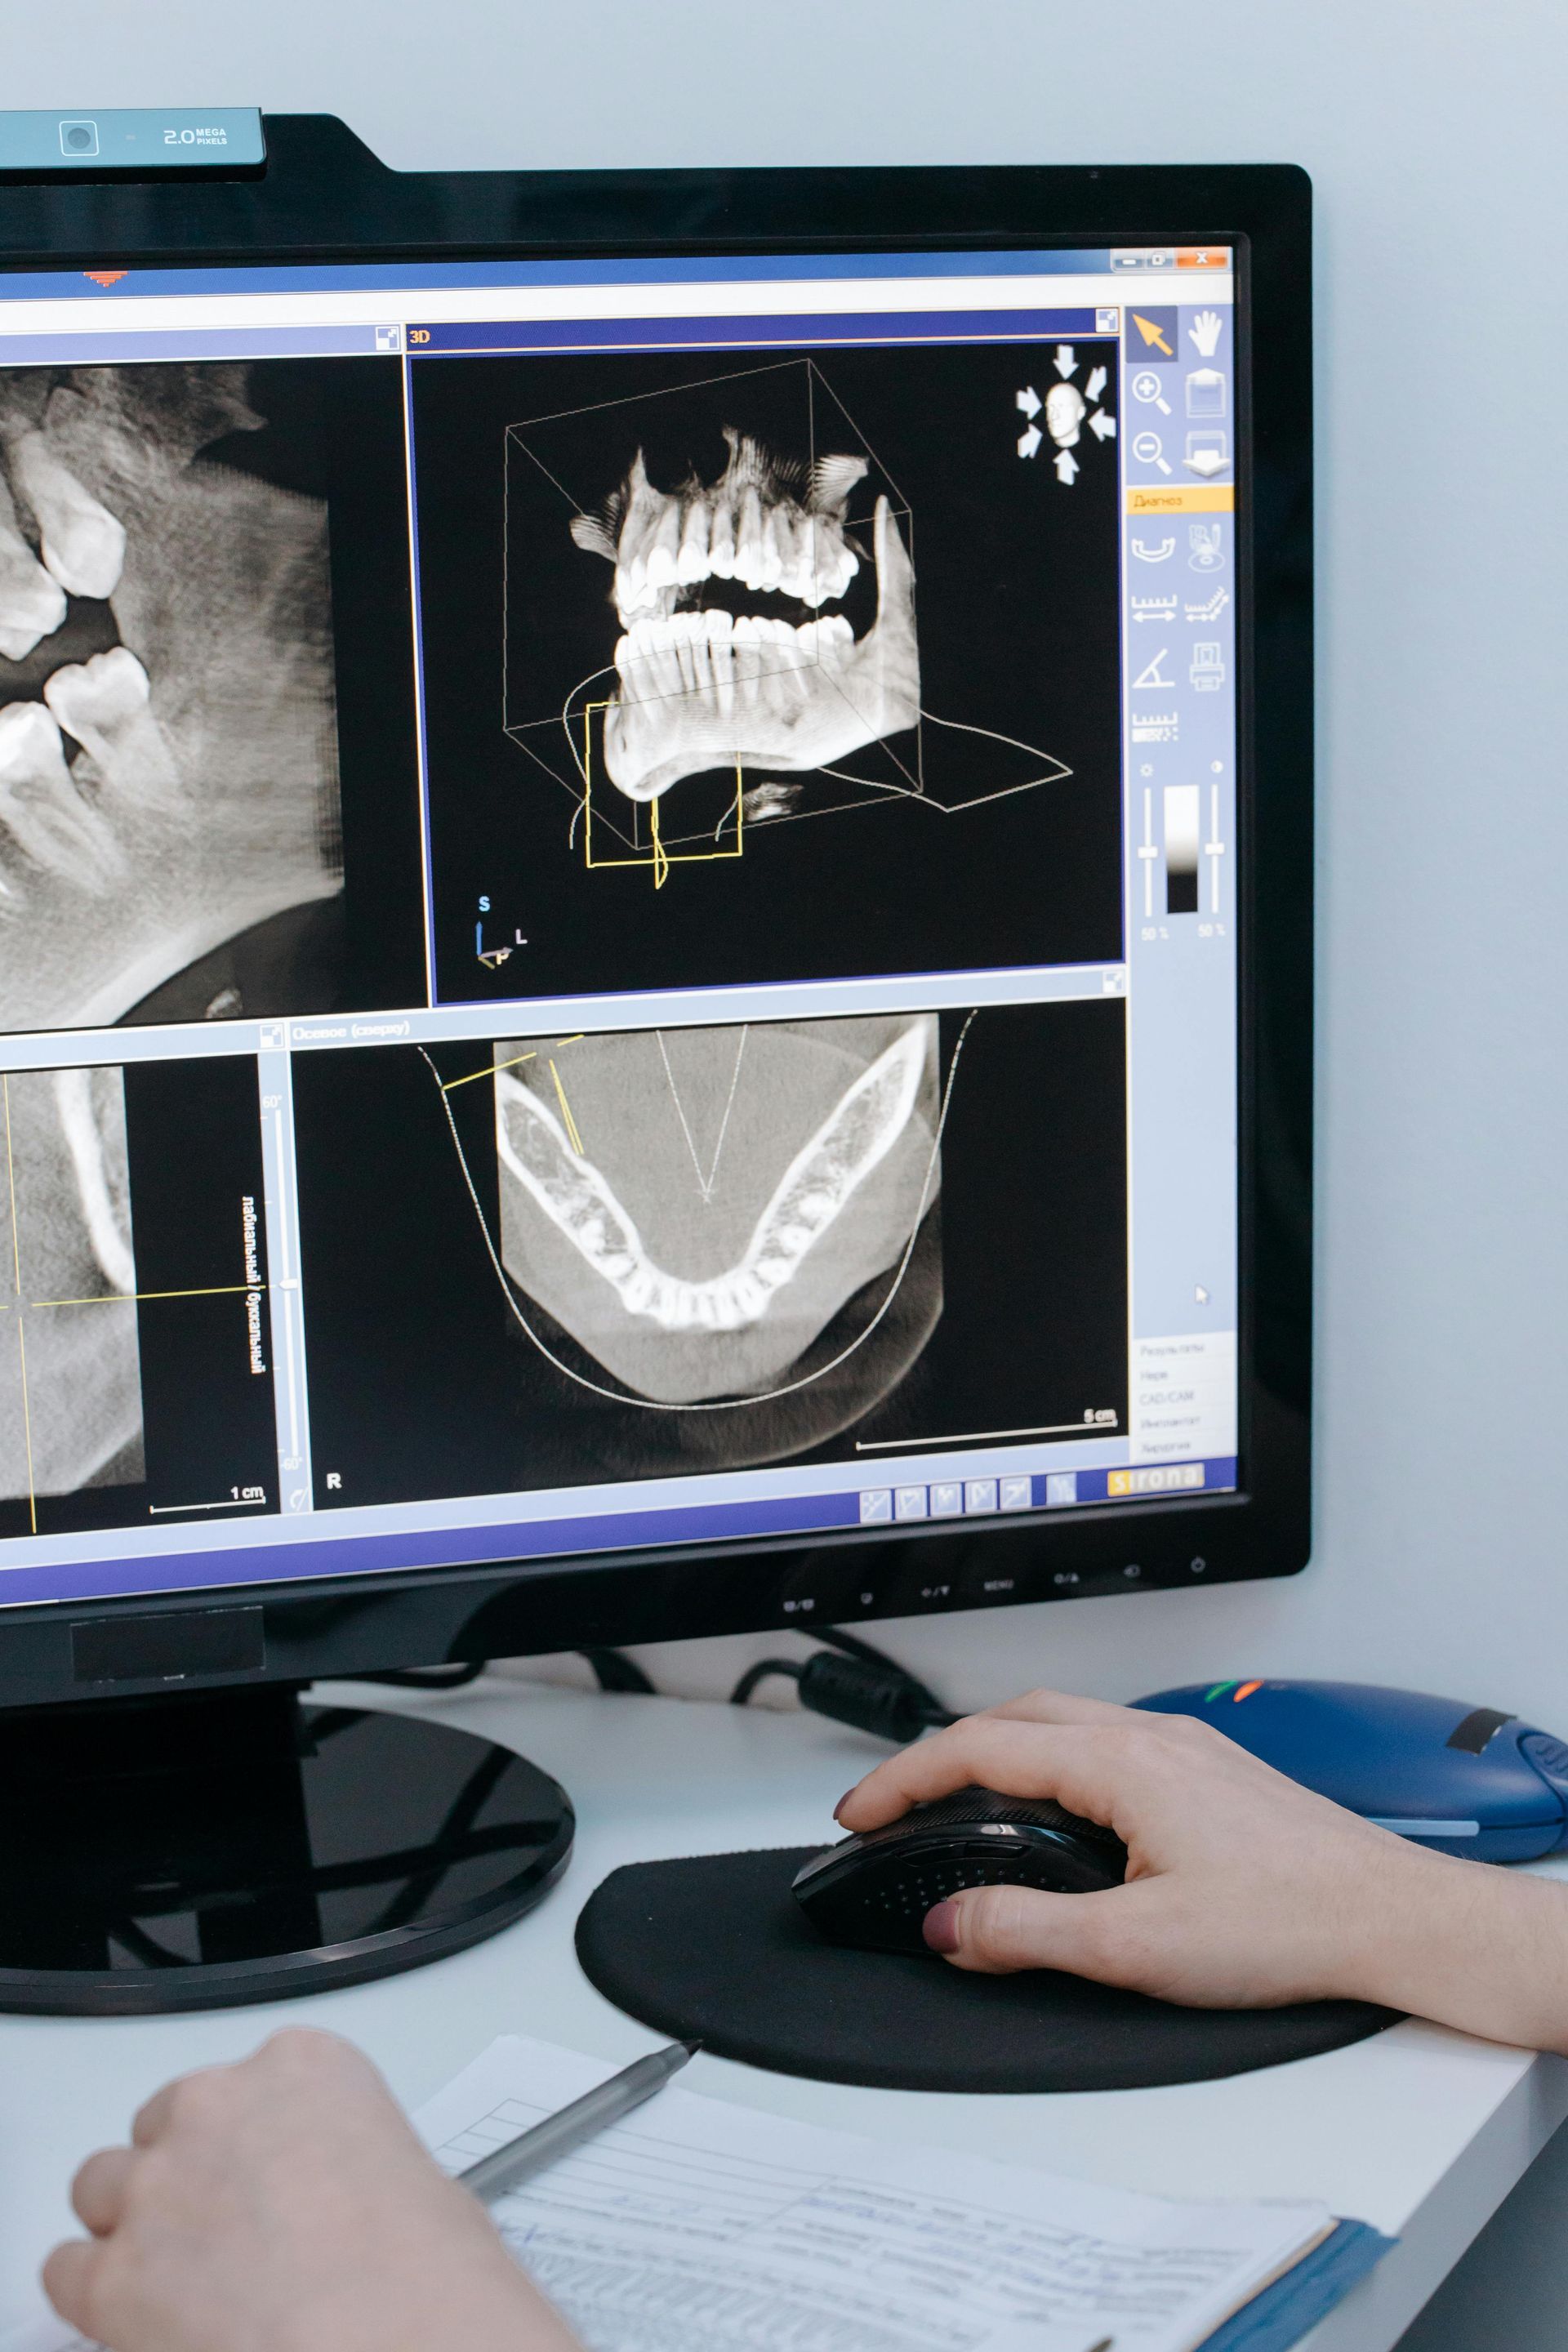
<box><xmin>791</xmin><ymin>1784</ymin><xmax>1128</xmax><ymax>1955</ymax></box>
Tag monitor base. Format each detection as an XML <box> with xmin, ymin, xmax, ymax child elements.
<box><xmin>0</xmin><ymin>1685</ymin><xmax>573</xmax><ymax>2016</ymax></box>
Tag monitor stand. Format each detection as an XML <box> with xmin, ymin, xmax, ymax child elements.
<box><xmin>0</xmin><ymin>1683</ymin><xmax>573</xmax><ymax>2015</ymax></box>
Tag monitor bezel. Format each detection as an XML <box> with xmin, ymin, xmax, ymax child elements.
<box><xmin>0</xmin><ymin>126</ymin><xmax>1311</xmax><ymax>1708</ymax></box>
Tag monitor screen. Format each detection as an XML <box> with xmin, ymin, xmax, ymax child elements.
<box><xmin>0</xmin><ymin>238</ymin><xmax>1241</xmax><ymax>1612</ymax></box>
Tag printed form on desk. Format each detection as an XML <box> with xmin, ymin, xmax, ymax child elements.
<box><xmin>438</xmin><ymin>2036</ymin><xmax>1338</xmax><ymax>2352</ymax></box>
<box><xmin>7</xmin><ymin>2033</ymin><xmax>1340</xmax><ymax>2352</ymax></box>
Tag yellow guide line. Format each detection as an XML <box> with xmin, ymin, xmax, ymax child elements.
<box><xmin>26</xmin><ymin>1283</ymin><xmax>261</xmax><ymax>1309</ymax></box>
<box><xmin>442</xmin><ymin>1038</ymin><xmax>585</xmax><ymax>1096</ymax></box>
<box><xmin>443</xmin><ymin>1049</ymin><xmax>537</xmax><ymax>1094</ymax></box>
<box><xmin>549</xmin><ymin>1059</ymin><xmax>585</xmax><ymax>1156</ymax></box>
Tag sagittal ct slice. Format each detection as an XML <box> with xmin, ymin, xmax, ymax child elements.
<box><xmin>0</xmin><ymin>362</ymin><xmax>343</xmax><ymax>1036</ymax></box>
<box><xmin>0</xmin><ymin>1063</ymin><xmax>145</xmax><ymax>1502</ymax></box>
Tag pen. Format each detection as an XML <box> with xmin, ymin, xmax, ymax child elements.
<box><xmin>458</xmin><ymin>2039</ymin><xmax>699</xmax><ymax>2202</ymax></box>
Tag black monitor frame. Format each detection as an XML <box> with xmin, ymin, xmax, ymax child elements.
<box><xmin>0</xmin><ymin>121</ymin><xmax>1312</xmax><ymax>1711</ymax></box>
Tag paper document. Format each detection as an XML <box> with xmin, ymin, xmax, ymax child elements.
<box><xmin>4</xmin><ymin>2032</ymin><xmax>1334</xmax><ymax>2352</ymax></box>
<box><xmin>418</xmin><ymin>2035</ymin><xmax>1332</xmax><ymax>2352</ymax></box>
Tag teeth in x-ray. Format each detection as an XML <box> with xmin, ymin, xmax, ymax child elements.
<box><xmin>0</xmin><ymin>702</ymin><xmax>124</xmax><ymax>892</ymax></box>
<box><xmin>595</xmin><ymin>497</ymin><xmax>917</xmax><ymax>803</ymax></box>
<box><xmin>2</xmin><ymin>427</ymin><xmax>127</xmax><ymax>600</ymax></box>
<box><xmin>612</xmin><ymin>500</ymin><xmax>859</xmax><ymax>618</ymax></box>
<box><xmin>44</xmin><ymin>648</ymin><xmax>182</xmax><ymax>809</ymax></box>
<box><xmin>0</xmin><ymin>474</ymin><xmax>68</xmax><ymax>662</ymax></box>
<box><xmin>612</xmin><ymin>611</ymin><xmax>858</xmax><ymax>705</ymax></box>
<box><xmin>571</xmin><ymin>434</ymin><xmax>915</xmax><ymax>800</ymax></box>
<box><xmin>572</xmin><ymin>434</ymin><xmax>865</xmax><ymax>628</ymax></box>
<box><xmin>497</xmin><ymin>1022</ymin><xmax>927</xmax><ymax>1335</ymax></box>
<box><xmin>0</xmin><ymin>363</ymin><xmax>341</xmax><ymax>1035</ymax></box>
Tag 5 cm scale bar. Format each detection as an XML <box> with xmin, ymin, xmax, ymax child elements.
<box><xmin>855</xmin><ymin>1416</ymin><xmax>1119</xmax><ymax>1451</ymax></box>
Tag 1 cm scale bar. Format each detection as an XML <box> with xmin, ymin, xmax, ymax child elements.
<box><xmin>149</xmin><ymin>1497</ymin><xmax>269</xmax><ymax>1516</ymax></box>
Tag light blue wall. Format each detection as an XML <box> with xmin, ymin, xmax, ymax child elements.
<box><xmin>6</xmin><ymin>1</ymin><xmax>1566</xmax><ymax>1722</ymax></box>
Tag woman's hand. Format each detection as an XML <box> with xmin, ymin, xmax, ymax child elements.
<box><xmin>43</xmin><ymin>2028</ymin><xmax>582</xmax><ymax>2352</ymax></box>
<box><xmin>836</xmin><ymin>1688</ymin><xmax>1568</xmax><ymax>2046</ymax></box>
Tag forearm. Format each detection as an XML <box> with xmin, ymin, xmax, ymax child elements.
<box><xmin>838</xmin><ymin>1700</ymin><xmax>1568</xmax><ymax>2051</ymax></box>
<box><xmin>1339</xmin><ymin>1848</ymin><xmax>1568</xmax><ymax>2053</ymax></box>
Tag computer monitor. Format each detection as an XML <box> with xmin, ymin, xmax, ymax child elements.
<box><xmin>0</xmin><ymin>121</ymin><xmax>1311</xmax><ymax>2012</ymax></box>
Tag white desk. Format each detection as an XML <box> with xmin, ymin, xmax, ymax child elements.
<box><xmin>3</xmin><ymin>1678</ymin><xmax>1566</xmax><ymax>2346</ymax></box>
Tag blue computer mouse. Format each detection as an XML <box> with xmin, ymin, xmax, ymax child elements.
<box><xmin>1134</xmin><ymin>1680</ymin><xmax>1568</xmax><ymax>1861</ymax></box>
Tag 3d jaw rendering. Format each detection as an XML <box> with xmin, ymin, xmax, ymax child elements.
<box><xmin>568</xmin><ymin>432</ymin><xmax>920</xmax><ymax>804</ymax></box>
<box><xmin>493</xmin><ymin>1016</ymin><xmax>941</xmax><ymax>1411</ymax></box>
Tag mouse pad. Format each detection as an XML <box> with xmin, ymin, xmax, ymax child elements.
<box><xmin>575</xmin><ymin>1847</ymin><xmax>1402</xmax><ymax>2093</ymax></box>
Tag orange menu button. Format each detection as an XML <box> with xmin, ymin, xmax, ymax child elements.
<box><xmin>1176</xmin><ymin>247</ymin><xmax>1231</xmax><ymax>269</ymax></box>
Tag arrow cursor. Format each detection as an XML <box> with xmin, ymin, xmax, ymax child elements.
<box><xmin>1018</xmin><ymin>423</ymin><xmax>1043</xmax><ymax>459</ymax></box>
<box><xmin>1088</xmin><ymin>409</ymin><xmax>1116</xmax><ymax>441</ymax></box>
<box><xmin>1016</xmin><ymin>385</ymin><xmax>1041</xmax><ymax>419</ymax></box>
<box><xmin>1054</xmin><ymin>344</ymin><xmax>1078</xmax><ymax>379</ymax></box>
<box><xmin>1054</xmin><ymin>448</ymin><xmax>1079</xmax><ymax>484</ymax></box>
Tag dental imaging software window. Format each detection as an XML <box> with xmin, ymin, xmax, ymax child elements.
<box><xmin>0</xmin><ymin>244</ymin><xmax>1237</xmax><ymax>1608</ymax></box>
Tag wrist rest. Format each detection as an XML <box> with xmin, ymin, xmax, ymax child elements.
<box><xmin>575</xmin><ymin>1845</ymin><xmax>1400</xmax><ymax>2093</ymax></box>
